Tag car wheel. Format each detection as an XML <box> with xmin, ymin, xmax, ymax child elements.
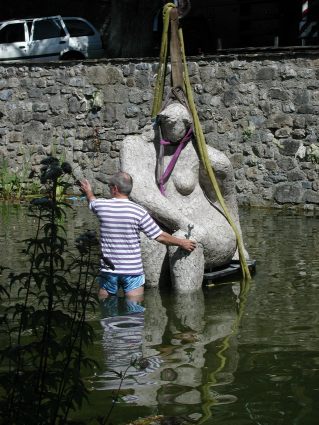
<box><xmin>60</xmin><ymin>51</ymin><xmax>85</xmax><ymax>60</ymax></box>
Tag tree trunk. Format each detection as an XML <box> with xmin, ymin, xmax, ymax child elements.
<box><xmin>106</xmin><ymin>0</ymin><xmax>161</xmax><ymax>57</ymax></box>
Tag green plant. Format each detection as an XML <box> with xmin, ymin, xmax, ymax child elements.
<box><xmin>242</xmin><ymin>125</ymin><xmax>255</xmax><ymax>142</ymax></box>
<box><xmin>92</xmin><ymin>127</ymin><xmax>101</xmax><ymax>152</ymax></box>
<box><xmin>0</xmin><ymin>159</ymin><xmax>23</xmax><ymax>200</ymax></box>
<box><xmin>306</xmin><ymin>143</ymin><xmax>319</xmax><ymax>164</ymax></box>
<box><xmin>26</xmin><ymin>178</ymin><xmax>42</xmax><ymax>197</ymax></box>
<box><xmin>0</xmin><ymin>156</ymin><xmax>100</xmax><ymax>425</ymax></box>
<box><xmin>0</xmin><ymin>155</ymin><xmax>44</xmax><ymax>200</ymax></box>
<box><xmin>50</xmin><ymin>139</ymin><xmax>67</xmax><ymax>163</ymax></box>
<box><xmin>91</xmin><ymin>90</ymin><xmax>104</xmax><ymax>113</ymax></box>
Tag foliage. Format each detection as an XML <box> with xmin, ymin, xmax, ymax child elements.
<box><xmin>242</xmin><ymin>125</ymin><xmax>255</xmax><ymax>142</ymax></box>
<box><xmin>0</xmin><ymin>156</ymin><xmax>100</xmax><ymax>425</ymax></box>
<box><xmin>0</xmin><ymin>157</ymin><xmax>42</xmax><ymax>200</ymax></box>
<box><xmin>0</xmin><ymin>143</ymin><xmax>72</xmax><ymax>200</ymax></box>
<box><xmin>306</xmin><ymin>143</ymin><xmax>319</xmax><ymax>164</ymax></box>
<box><xmin>0</xmin><ymin>159</ymin><xmax>24</xmax><ymax>200</ymax></box>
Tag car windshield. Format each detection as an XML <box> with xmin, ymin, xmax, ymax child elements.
<box><xmin>0</xmin><ymin>23</ymin><xmax>25</xmax><ymax>43</ymax></box>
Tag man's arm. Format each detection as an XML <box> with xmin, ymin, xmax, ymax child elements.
<box><xmin>80</xmin><ymin>179</ymin><xmax>96</xmax><ymax>203</ymax></box>
<box><xmin>156</xmin><ymin>232</ymin><xmax>196</xmax><ymax>252</ymax></box>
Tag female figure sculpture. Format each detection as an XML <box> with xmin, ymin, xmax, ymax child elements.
<box><xmin>120</xmin><ymin>102</ymin><xmax>246</xmax><ymax>291</ymax></box>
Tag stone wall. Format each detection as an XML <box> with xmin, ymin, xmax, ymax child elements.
<box><xmin>0</xmin><ymin>52</ymin><xmax>319</xmax><ymax>210</ymax></box>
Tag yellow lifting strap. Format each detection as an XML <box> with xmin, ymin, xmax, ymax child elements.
<box><xmin>152</xmin><ymin>3</ymin><xmax>251</xmax><ymax>281</ymax></box>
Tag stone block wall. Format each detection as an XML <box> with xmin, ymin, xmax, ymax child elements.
<box><xmin>0</xmin><ymin>52</ymin><xmax>319</xmax><ymax>210</ymax></box>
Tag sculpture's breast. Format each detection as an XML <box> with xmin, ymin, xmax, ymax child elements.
<box><xmin>172</xmin><ymin>168</ymin><xmax>197</xmax><ymax>196</ymax></box>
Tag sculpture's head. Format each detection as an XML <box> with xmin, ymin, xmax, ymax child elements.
<box><xmin>158</xmin><ymin>102</ymin><xmax>192</xmax><ymax>143</ymax></box>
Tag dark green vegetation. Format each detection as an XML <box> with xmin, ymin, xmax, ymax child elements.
<box><xmin>0</xmin><ymin>157</ymin><xmax>100</xmax><ymax>424</ymax></box>
<box><xmin>0</xmin><ymin>158</ymin><xmax>41</xmax><ymax>201</ymax></box>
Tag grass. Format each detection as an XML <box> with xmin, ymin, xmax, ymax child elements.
<box><xmin>0</xmin><ymin>158</ymin><xmax>42</xmax><ymax>201</ymax></box>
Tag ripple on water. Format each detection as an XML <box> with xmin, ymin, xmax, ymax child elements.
<box><xmin>96</xmin><ymin>314</ymin><xmax>162</xmax><ymax>391</ymax></box>
<box><xmin>3</xmin><ymin>205</ymin><xmax>319</xmax><ymax>424</ymax></box>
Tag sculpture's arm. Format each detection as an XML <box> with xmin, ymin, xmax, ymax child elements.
<box><xmin>199</xmin><ymin>146</ymin><xmax>238</xmax><ymax>213</ymax></box>
<box><xmin>201</xmin><ymin>146</ymin><xmax>249</xmax><ymax>258</ymax></box>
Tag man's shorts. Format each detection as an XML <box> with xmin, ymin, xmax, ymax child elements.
<box><xmin>98</xmin><ymin>272</ymin><xmax>145</xmax><ymax>295</ymax></box>
<box><xmin>100</xmin><ymin>296</ymin><xmax>145</xmax><ymax>317</ymax></box>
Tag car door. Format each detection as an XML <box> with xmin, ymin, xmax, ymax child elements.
<box><xmin>62</xmin><ymin>17</ymin><xmax>104</xmax><ymax>58</ymax></box>
<box><xmin>28</xmin><ymin>16</ymin><xmax>68</xmax><ymax>60</ymax></box>
<box><xmin>0</xmin><ymin>21</ymin><xmax>29</xmax><ymax>61</ymax></box>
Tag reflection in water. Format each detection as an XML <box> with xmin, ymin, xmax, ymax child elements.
<box><xmin>2</xmin><ymin>204</ymin><xmax>319</xmax><ymax>424</ymax></box>
<box><xmin>100</xmin><ymin>296</ymin><xmax>145</xmax><ymax>318</ymax></box>
<box><xmin>98</xmin><ymin>297</ymin><xmax>163</xmax><ymax>397</ymax></box>
<box><xmin>199</xmin><ymin>278</ymin><xmax>251</xmax><ymax>424</ymax></box>
<box><xmin>96</xmin><ymin>285</ymin><xmax>242</xmax><ymax>419</ymax></box>
<box><xmin>0</xmin><ymin>203</ymin><xmax>96</xmax><ymax>274</ymax></box>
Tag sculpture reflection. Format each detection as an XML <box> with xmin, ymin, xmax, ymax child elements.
<box><xmin>96</xmin><ymin>286</ymin><xmax>241</xmax><ymax>418</ymax></box>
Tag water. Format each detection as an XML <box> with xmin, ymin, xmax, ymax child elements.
<box><xmin>1</xmin><ymin>203</ymin><xmax>319</xmax><ymax>425</ymax></box>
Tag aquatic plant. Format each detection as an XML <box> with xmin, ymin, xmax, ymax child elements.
<box><xmin>0</xmin><ymin>144</ymin><xmax>40</xmax><ymax>200</ymax></box>
<box><xmin>0</xmin><ymin>144</ymin><xmax>72</xmax><ymax>200</ymax></box>
<box><xmin>0</xmin><ymin>156</ymin><xmax>100</xmax><ymax>425</ymax></box>
<box><xmin>0</xmin><ymin>159</ymin><xmax>24</xmax><ymax>200</ymax></box>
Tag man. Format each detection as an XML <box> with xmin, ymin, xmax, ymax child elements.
<box><xmin>80</xmin><ymin>172</ymin><xmax>196</xmax><ymax>299</ymax></box>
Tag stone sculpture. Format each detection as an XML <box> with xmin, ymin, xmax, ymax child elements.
<box><xmin>120</xmin><ymin>102</ymin><xmax>247</xmax><ymax>291</ymax></box>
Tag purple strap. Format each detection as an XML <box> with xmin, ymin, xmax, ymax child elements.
<box><xmin>158</xmin><ymin>127</ymin><xmax>193</xmax><ymax>195</ymax></box>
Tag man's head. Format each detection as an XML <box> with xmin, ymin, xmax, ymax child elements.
<box><xmin>109</xmin><ymin>172</ymin><xmax>133</xmax><ymax>196</ymax></box>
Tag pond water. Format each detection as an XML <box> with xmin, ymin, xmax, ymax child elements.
<box><xmin>1</xmin><ymin>203</ymin><xmax>319</xmax><ymax>425</ymax></box>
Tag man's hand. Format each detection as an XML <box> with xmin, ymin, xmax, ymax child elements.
<box><xmin>156</xmin><ymin>231</ymin><xmax>196</xmax><ymax>252</ymax></box>
<box><xmin>80</xmin><ymin>179</ymin><xmax>96</xmax><ymax>202</ymax></box>
<box><xmin>80</xmin><ymin>179</ymin><xmax>91</xmax><ymax>193</ymax></box>
<box><xmin>178</xmin><ymin>238</ymin><xmax>196</xmax><ymax>252</ymax></box>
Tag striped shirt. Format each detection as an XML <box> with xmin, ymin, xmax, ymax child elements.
<box><xmin>90</xmin><ymin>198</ymin><xmax>162</xmax><ymax>275</ymax></box>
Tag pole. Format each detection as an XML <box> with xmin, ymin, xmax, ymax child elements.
<box><xmin>170</xmin><ymin>6</ymin><xmax>184</xmax><ymax>90</ymax></box>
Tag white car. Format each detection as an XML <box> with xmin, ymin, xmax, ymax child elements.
<box><xmin>0</xmin><ymin>16</ymin><xmax>105</xmax><ymax>62</ymax></box>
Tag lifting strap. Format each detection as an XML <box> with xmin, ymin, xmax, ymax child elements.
<box><xmin>158</xmin><ymin>126</ymin><xmax>193</xmax><ymax>195</ymax></box>
<box><xmin>152</xmin><ymin>3</ymin><xmax>251</xmax><ymax>281</ymax></box>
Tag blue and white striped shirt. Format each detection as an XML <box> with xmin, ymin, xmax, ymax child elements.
<box><xmin>90</xmin><ymin>198</ymin><xmax>162</xmax><ymax>274</ymax></box>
